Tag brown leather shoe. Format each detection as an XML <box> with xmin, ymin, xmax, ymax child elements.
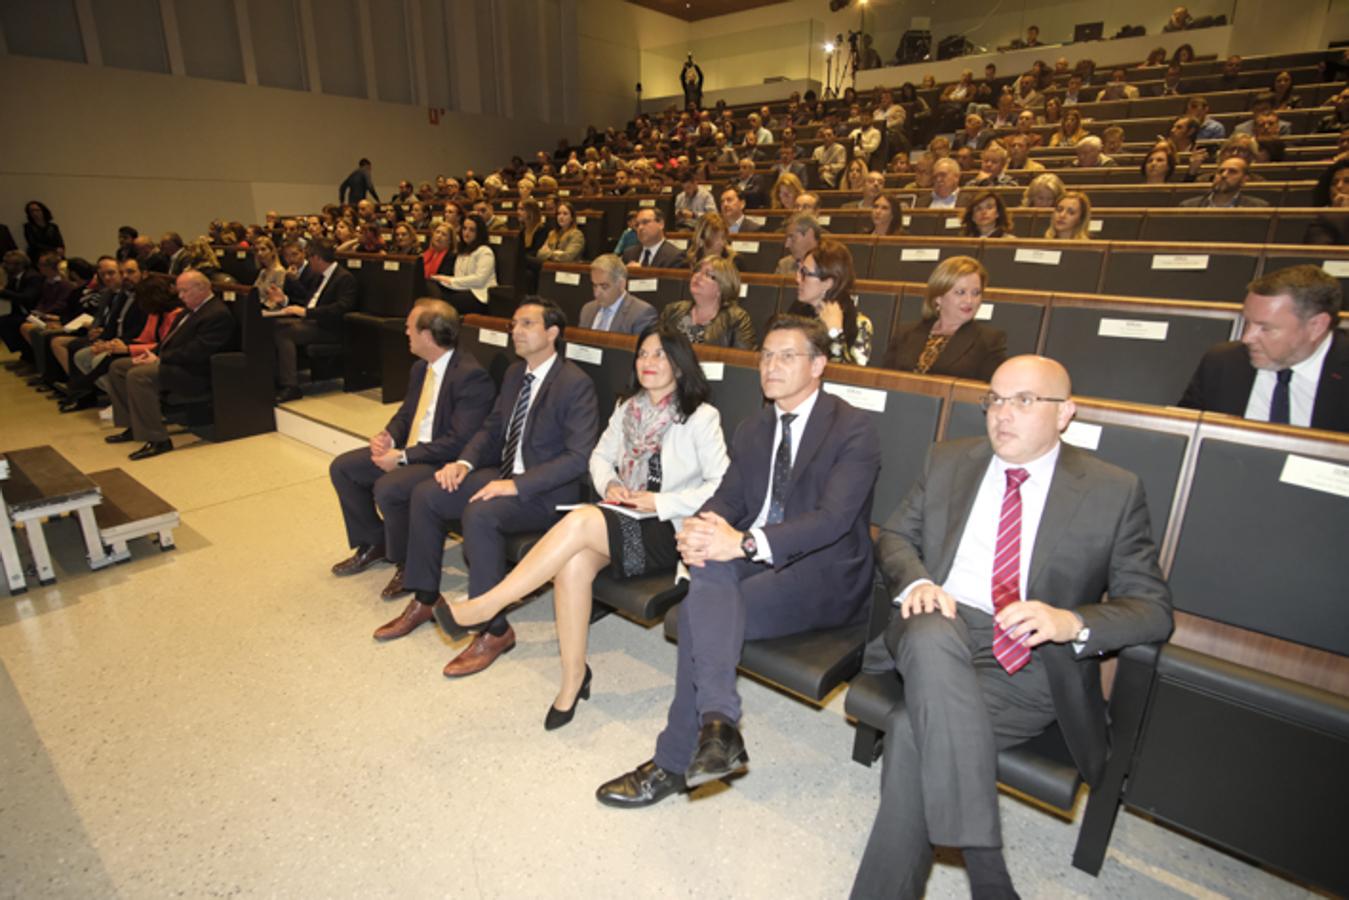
<box><xmin>380</xmin><ymin>565</ymin><xmax>410</xmax><ymax>599</ymax></box>
<box><xmin>332</xmin><ymin>543</ymin><xmax>387</xmax><ymax>576</ymax></box>
<box><xmin>442</xmin><ymin>627</ymin><xmax>516</xmax><ymax>677</ymax></box>
<box><xmin>373</xmin><ymin>596</ymin><xmax>440</xmax><ymax>641</ymax></box>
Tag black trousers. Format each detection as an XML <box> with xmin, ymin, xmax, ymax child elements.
<box><xmin>328</xmin><ymin>448</ymin><xmax>437</xmax><ymax>564</ymax></box>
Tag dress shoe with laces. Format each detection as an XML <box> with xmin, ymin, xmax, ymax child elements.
<box><xmin>684</xmin><ymin>719</ymin><xmax>749</xmax><ymax>788</ymax></box>
<box><xmin>129</xmin><ymin>440</ymin><xmax>173</xmax><ymax>460</ymax></box>
<box><xmin>441</xmin><ymin>627</ymin><xmax>515</xmax><ymax>677</ymax></box>
<box><xmin>373</xmin><ymin>596</ymin><xmax>442</xmax><ymax>641</ymax></box>
<box><xmin>380</xmin><ymin>565</ymin><xmax>411</xmax><ymax>599</ymax></box>
<box><xmin>331</xmin><ymin>543</ymin><xmax>386</xmax><ymax>576</ymax></box>
<box><xmin>596</xmin><ymin>760</ymin><xmax>686</xmax><ymax>808</ymax></box>
<box><xmin>105</xmin><ymin>429</ymin><xmax>135</xmax><ymax>444</ymax></box>
<box><xmin>544</xmin><ymin>665</ymin><xmax>592</xmax><ymax>731</ymax></box>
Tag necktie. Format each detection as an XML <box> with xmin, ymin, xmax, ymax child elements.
<box><xmin>500</xmin><ymin>373</ymin><xmax>535</xmax><ymax>472</ymax></box>
<box><xmin>991</xmin><ymin>467</ymin><xmax>1031</xmax><ymax>675</ymax></box>
<box><xmin>640</xmin><ymin>248</ymin><xmax>652</xmax><ymax>267</ymax></box>
<box><xmin>1269</xmin><ymin>369</ymin><xmax>1293</xmax><ymax>425</ymax></box>
<box><xmin>597</xmin><ymin>303</ymin><xmax>616</xmax><ymax>332</ymax></box>
<box><xmin>405</xmin><ymin>368</ymin><xmax>437</xmax><ymax>447</ymax></box>
<box><xmin>766</xmin><ymin>412</ymin><xmax>797</xmax><ymax>525</ymax></box>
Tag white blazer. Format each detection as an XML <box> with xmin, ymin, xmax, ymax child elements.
<box><xmin>442</xmin><ymin>245</ymin><xmax>497</xmax><ymax>302</ymax></box>
<box><xmin>589</xmin><ymin>400</ymin><xmax>729</xmax><ymax>535</ymax></box>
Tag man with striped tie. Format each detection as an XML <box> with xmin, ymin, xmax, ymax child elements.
<box><xmin>376</xmin><ymin>297</ymin><xmax>598</xmax><ymax>678</ymax></box>
<box><xmin>328</xmin><ymin>299</ymin><xmax>495</xmax><ymax>593</ymax></box>
<box><xmin>851</xmin><ymin>355</ymin><xmax>1173</xmax><ymax>899</ymax></box>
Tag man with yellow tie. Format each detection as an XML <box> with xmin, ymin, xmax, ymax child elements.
<box><xmin>328</xmin><ymin>299</ymin><xmax>496</xmax><ymax>598</ymax></box>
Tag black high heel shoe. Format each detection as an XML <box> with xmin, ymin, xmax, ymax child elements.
<box><xmin>544</xmin><ymin>665</ymin><xmax>592</xmax><ymax>731</ymax></box>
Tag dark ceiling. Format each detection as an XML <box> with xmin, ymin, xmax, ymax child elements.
<box><xmin>626</xmin><ymin>0</ymin><xmax>788</xmax><ymax>23</ymax></box>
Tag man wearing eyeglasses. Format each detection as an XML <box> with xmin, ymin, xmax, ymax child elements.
<box><xmin>596</xmin><ymin>314</ymin><xmax>881</xmax><ymax>808</ymax></box>
<box><xmin>851</xmin><ymin>355</ymin><xmax>1172</xmax><ymax>899</ymax></box>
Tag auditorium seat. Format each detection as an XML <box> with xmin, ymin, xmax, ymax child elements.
<box><xmin>979</xmin><ymin>239</ymin><xmax>1106</xmax><ymax>294</ymax></box>
<box><xmin>895</xmin><ymin>288</ymin><xmax>1047</xmax><ymax>359</ymax></box>
<box><xmin>1099</xmin><ymin>243</ymin><xmax>1260</xmax><ymax>302</ymax></box>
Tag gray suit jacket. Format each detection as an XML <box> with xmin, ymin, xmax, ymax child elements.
<box><xmin>863</xmin><ymin>437</ymin><xmax>1173</xmax><ymax>784</ymax></box>
<box><xmin>579</xmin><ymin>293</ymin><xmax>658</xmax><ymax>335</ymax></box>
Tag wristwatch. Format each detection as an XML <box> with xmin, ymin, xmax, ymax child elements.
<box><xmin>398</xmin><ymin>451</ymin><xmax>408</xmax><ymax>466</ymax></box>
<box><xmin>1073</xmin><ymin>613</ymin><xmax>1090</xmax><ymax>645</ymax></box>
<box><xmin>740</xmin><ymin>533</ymin><xmax>757</xmax><ymax>559</ymax></box>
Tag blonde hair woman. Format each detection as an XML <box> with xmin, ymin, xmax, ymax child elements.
<box><xmin>772</xmin><ymin>171</ymin><xmax>805</xmax><ymax>209</ymax></box>
<box><xmin>252</xmin><ymin>236</ymin><xmax>286</xmax><ymax>308</ymax></box>
<box><xmin>659</xmin><ymin>255</ymin><xmax>757</xmax><ymax>348</ymax></box>
<box><xmin>1022</xmin><ymin>172</ymin><xmax>1067</xmax><ymax>208</ymax></box>
<box><xmin>1045</xmin><ymin>191</ymin><xmax>1093</xmax><ymax>240</ymax></box>
<box><xmin>686</xmin><ymin>212</ymin><xmax>735</xmax><ymax>268</ymax></box>
<box><xmin>882</xmin><ymin>255</ymin><xmax>1007</xmax><ymax>380</ymax></box>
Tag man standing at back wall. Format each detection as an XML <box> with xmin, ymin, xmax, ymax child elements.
<box><xmin>340</xmin><ymin>157</ymin><xmax>380</xmax><ymax>205</ymax></box>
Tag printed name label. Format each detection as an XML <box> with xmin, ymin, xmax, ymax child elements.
<box><xmin>566</xmin><ymin>343</ymin><xmax>603</xmax><ymax>365</ymax></box>
<box><xmin>479</xmin><ymin>329</ymin><xmax>508</xmax><ymax>347</ymax></box>
<box><xmin>944</xmin><ymin>217</ymin><xmax>963</xmax><ymax>229</ymax></box>
<box><xmin>667</xmin><ymin>238</ymin><xmax>688</xmax><ymax>249</ymax></box>
<box><xmin>555</xmin><ymin>271</ymin><xmax>581</xmax><ymax>285</ymax></box>
<box><xmin>1062</xmin><ymin>421</ymin><xmax>1102</xmax><ymax>451</ymax></box>
<box><xmin>222</xmin><ymin>291</ymin><xmax>237</xmax><ymax>302</ymax></box>
<box><xmin>900</xmin><ymin>248</ymin><xmax>940</xmax><ymax>261</ymax></box>
<box><xmin>628</xmin><ymin>278</ymin><xmax>658</xmax><ymax>292</ymax></box>
<box><xmin>1151</xmin><ymin>254</ymin><xmax>1209</xmax><ymax>271</ymax></box>
<box><xmin>1014</xmin><ymin>248</ymin><xmax>1062</xmax><ymax>266</ymax></box>
<box><xmin>700</xmin><ymin>361</ymin><xmax>725</xmax><ymax>381</ymax></box>
<box><xmin>731</xmin><ymin>241</ymin><xmax>760</xmax><ymax>253</ymax></box>
<box><xmin>974</xmin><ymin>304</ymin><xmax>994</xmax><ymax>321</ymax></box>
<box><xmin>823</xmin><ymin>382</ymin><xmax>887</xmax><ymax>413</ymax></box>
<box><xmin>1097</xmin><ymin>318</ymin><xmax>1170</xmax><ymax>341</ymax></box>
<box><xmin>347</xmin><ymin>259</ymin><xmax>362</xmax><ymax>268</ymax></box>
<box><xmin>1279</xmin><ymin>454</ymin><xmax>1349</xmax><ymax>499</ymax></box>
<box><xmin>488</xmin><ymin>235</ymin><xmax>503</xmax><ymax>245</ymax></box>
<box><xmin>1321</xmin><ymin>260</ymin><xmax>1349</xmax><ymax>277</ymax></box>
<box><xmin>383</xmin><ymin>261</ymin><xmax>400</xmax><ymax>271</ymax></box>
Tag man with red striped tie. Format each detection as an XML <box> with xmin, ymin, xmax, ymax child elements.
<box><xmin>851</xmin><ymin>355</ymin><xmax>1173</xmax><ymax>899</ymax></box>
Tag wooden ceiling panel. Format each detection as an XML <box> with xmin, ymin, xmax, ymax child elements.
<box><xmin>626</xmin><ymin>0</ymin><xmax>788</xmax><ymax>23</ymax></box>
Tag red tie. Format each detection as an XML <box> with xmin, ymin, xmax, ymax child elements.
<box><xmin>991</xmin><ymin>467</ymin><xmax>1031</xmax><ymax>674</ymax></box>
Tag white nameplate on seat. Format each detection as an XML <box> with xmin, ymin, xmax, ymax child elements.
<box><xmin>577</xmin><ymin>216</ymin><xmax>588</xmax><ymax>224</ymax></box>
<box><xmin>1062</xmin><ymin>421</ymin><xmax>1102</xmax><ymax>451</ymax></box>
<box><xmin>1089</xmin><ymin>219</ymin><xmax>1104</xmax><ymax>233</ymax></box>
<box><xmin>739</xmin><ymin>283</ymin><xmax>749</xmax><ymax>298</ymax></box>
<box><xmin>628</xmin><ymin>278</ymin><xmax>658</xmax><ymax>292</ymax></box>
<box><xmin>559</xmin><ymin>189</ymin><xmax>571</xmax><ymax>196</ymax></box>
<box><xmin>501</xmin><ymin>201</ymin><xmax>514</xmax><ymax>208</ymax></box>
<box><xmin>667</xmin><ymin>238</ymin><xmax>688</xmax><ymax>249</ymax></box>
<box><xmin>661</xmin><ymin>186</ymin><xmax>673</xmax><ymax>193</ymax></box>
<box><xmin>347</xmin><ymin>259</ymin><xmax>362</xmax><ymax>269</ymax></box>
<box><xmin>1151</xmin><ymin>254</ymin><xmax>1209</xmax><ymax>271</ymax></box>
<box><xmin>488</xmin><ymin>235</ymin><xmax>502</xmax><ymax>245</ymax></box>
<box><xmin>700</xmin><ymin>361</ymin><xmax>725</xmax><ymax>381</ymax></box>
<box><xmin>945</xmin><ymin>217</ymin><xmax>963</xmax><ymax>229</ymax></box>
<box><xmin>1279</xmin><ymin>454</ymin><xmax>1349</xmax><ymax>499</ymax></box>
<box><xmin>1098</xmin><ymin>318</ymin><xmax>1169</xmax><ymax>341</ymax></box>
<box><xmin>222</xmin><ymin>291</ymin><xmax>237</xmax><ymax>302</ymax></box>
<box><xmin>236</xmin><ymin>250</ymin><xmax>247</xmax><ymax>259</ymax></box>
<box><xmin>818</xmin><ymin>215</ymin><xmax>832</xmax><ymax>225</ymax></box>
<box><xmin>432</xmin><ymin>216</ymin><xmax>443</xmax><ymax>224</ymax></box>
<box><xmin>383</xmin><ymin>261</ymin><xmax>400</xmax><ymax>271</ymax></box>
<box><xmin>732</xmin><ymin>241</ymin><xmax>760</xmax><ymax>253</ymax></box>
<box><xmin>974</xmin><ymin>304</ymin><xmax>994</xmax><ymax>320</ymax></box>
<box><xmin>418</xmin><ymin>235</ymin><xmax>427</xmax><ymax>245</ymax></box>
<box><xmin>554</xmin><ymin>271</ymin><xmax>581</xmax><ymax>285</ymax></box>
<box><xmin>824</xmin><ymin>382</ymin><xmax>887</xmax><ymax>413</ymax></box>
<box><xmin>639</xmin><ymin>199</ymin><xmax>656</xmax><ymax>207</ymax></box>
<box><xmin>566</xmin><ymin>343</ymin><xmax>603</xmax><ymax>365</ymax></box>
<box><xmin>1322</xmin><ymin>260</ymin><xmax>1349</xmax><ymax>277</ymax></box>
<box><xmin>902</xmin><ymin>215</ymin><xmax>912</xmax><ymax>226</ymax></box>
<box><xmin>479</xmin><ymin>330</ymin><xmax>508</xmax><ymax>347</ymax></box>
<box><xmin>901</xmin><ymin>248</ymin><xmax>940</xmax><ymax>261</ymax></box>
<box><xmin>1014</xmin><ymin>248</ymin><xmax>1062</xmax><ymax>266</ymax></box>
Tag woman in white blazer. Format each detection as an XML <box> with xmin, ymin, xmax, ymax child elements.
<box><xmin>444</xmin><ymin>325</ymin><xmax>729</xmax><ymax>729</ymax></box>
<box><xmin>431</xmin><ymin>213</ymin><xmax>497</xmax><ymax>316</ymax></box>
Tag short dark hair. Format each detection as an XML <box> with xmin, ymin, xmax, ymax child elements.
<box><xmin>764</xmin><ymin>313</ymin><xmax>830</xmax><ymax>358</ymax></box>
<box><xmin>1247</xmin><ymin>265</ymin><xmax>1342</xmax><ymax>321</ymax></box>
<box><xmin>134</xmin><ymin>275</ymin><xmax>180</xmax><ymax>314</ymax></box>
<box><xmin>67</xmin><ymin>257</ymin><xmax>96</xmax><ymax>282</ymax></box>
<box><xmin>118</xmin><ymin>225</ymin><xmax>139</xmax><ymax>239</ymax></box>
<box><xmin>517</xmin><ymin>295</ymin><xmax>567</xmax><ymax>352</ymax></box>
<box><xmin>637</xmin><ymin>206</ymin><xmax>665</xmax><ymax>225</ymax></box>
<box><xmin>625</xmin><ymin>325</ymin><xmax>711</xmax><ymax>419</ymax></box>
<box><xmin>413</xmin><ymin>297</ymin><xmax>460</xmax><ymax>348</ymax></box>
<box><xmin>359</xmin><ymin>158</ymin><xmax>372</xmax><ymax>167</ymax></box>
<box><xmin>306</xmin><ymin>237</ymin><xmax>338</xmax><ymax>262</ymax></box>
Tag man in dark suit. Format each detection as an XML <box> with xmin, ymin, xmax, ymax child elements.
<box><xmin>720</xmin><ymin>186</ymin><xmax>763</xmax><ymax>234</ymax></box>
<box><xmin>850</xmin><ymin>355</ymin><xmax>1172</xmax><ymax>899</ymax></box>
<box><xmin>339</xmin><ymin>158</ymin><xmax>380</xmax><ymax>204</ymax></box>
<box><xmin>914</xmin><ymin>158</ymin><xmax>972</xmax><ymax>209</ymax></box>
<box><xmin>1179</xmin><ymin>265</ymin><xmax>1348</xmax><ymax>433</ymax></box>
<box><xmin>596</xmin><ymin>314</ymin><xmax>881</xmax><ymax>807</ymax></box>
<box><xmin>60</xmin><ymin>257</ymin><xmax>148</xmax><ymax>411</ymax></box>
<box><xmin>104</xmin><ymin>270</ymin><xmax>235</xmax><ymax>460</ymax></box>
<box><xmin>160</xmin><ymin>232</ymin><xmax>187</xmax><ymax>276</ymax></box>
<box><xmin>579</xmin><ymin>254</ymin><xmax>658</xmax><ymax>334</ymax></box>
<box><xmin>620</xmin><ymin>208</ymin><xmax>685</xmax><ymax>269</ymax></box>
<box><xmin>375</xmin><ymin>297</ymin><xmax>599</xmax><ymax>678</ymax></box>
<box><xmin>732</xmin><ymin>158</ymin><xmax>769</xmax><ymax>209</ymax></box>
<box><xmin>271</xmin><ymin>238</ymin><xmax>358</xmax><ymax>402</ymax></box>
<box><xmin>0</xmin><ymin>249</ymin><xmax>42</xmax><ymax>354</ymax></box>
<box><xmin>329</xmin><ymin>300</ymin><xmax>496</xmax><ymax>594</ymax></box>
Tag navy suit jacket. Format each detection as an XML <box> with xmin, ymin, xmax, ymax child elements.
<box><xmin>302</xmin><ymin>264</ymin><xmax>359</xmax><ymax>333</ymax></box>
<box><xmin>703</xmin><ymin>390</ymin><xmax>881</xmax><ymax>616</ymax></box>
<box><xmin>459</xmin><ymin>353</ymin><xmax>599</xmax><ymax>505</ymax></box>
<box><xmin>1178</xmin><ymin>332</ymin><xmax>1349</xmax><ymax>434</ymax></box>
<box><xmin>579</xmin><ymin>293</ymin><xmax>658</xmax><ymax>334</ymax></box>
<box><xmin>388</xmin><ymin>351</ymin><xmax>496</xmax><ymax>467</ymax></box>
<box><xmin>158</xmin><ymin>297</ymin><xmax>236</xmax><ymax>396</ymax></box>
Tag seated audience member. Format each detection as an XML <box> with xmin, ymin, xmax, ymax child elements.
<box><xmin>661</xmin><ymin>256</ymin><xmax>757</xmax><ymax>350</ymax></box>
<box><xmin>918</xmin><ymin>158</ymin><xmax>968</xmax><ymax>209</ymax></box>
<box><xmin>270</xmin><ymin>238</ymin><xmax>359</xmax><ymax>402</ymax></box>
<box><xmin>1061</xmin><ymin>74</ymin><xmax>1091</xmax><ymax>106</ymax></box>
<box><xmin>927</xmin><ymin>136</ymin><xmax>952</xmax><ymax>161</ymax></box>
<box><xmin>15</xmin><ymin>252</ymin><xmax>78</xmax><ymax>364</ymax></box>
<box><xmin>790</xmin><ymin>238</ymin><xmax>872</xmax><ymax>365</ymax></box>
<box><xmin>849</xmin><ymin>171</ymin><xmax>887</xmax><ymax>211</ymax></box>
<box><xmin>1167</xmin><ymin>116</ymin><xmax>1200</xmax><ymax>156</ymax></box>
<box><xmin>1141</xmin><ymin>47</ymin><xmax>1168</xmax><ymax>67</ymax></box>
<box><xmin>1141</xmin><ymin>142</ymin><xmax>1178</xmax><ymax>184</ymax></box>
<box><xmin>1180</xmin><ymin>156</ymin><xmax>1269</xmax><ymax>208</ymax></box>
<box><xmin>1012</xmin><ymin>111</ymin><xmax>1042</xmax><ymax>149</ymax></box>
<box><xmin>438</xmin><ymin>326</ymin><xmax>730</xmax><ymax>726</ymax></box>
<box><xmin>673</xmin><ymin>169</ymin><xmax>716</xmax><ymax>227</ymax></box>
<box><xmin>329</xmin><ymin>300</ymin><xmax>495</xmax><ymax>592</ymax></box>
<box><xmin>732</xmin><ymin>160</ymin><xmax>769</xmax><ymax>210</ymax></box>
<box><xmin>852</xmin><ymin>353</ymin><xmax>1172</xmax><ymax>899</ymax></box>
<box><xmin>356</xmin><ymin>224</ymin><xmax>385</xmax><ymax>254</ymax></box>
<box><xmin>421</xmin><ymin>223</ymin><xmax>457</xmax><ymax>289</ymax></box>
<box><xmin>812</xmin><ymin>127</ymin><xmax>848</xmax><ymax>188</ymax></box>
<box><xmin>430</xmin><ymin>214</ymin><xmax>498</xmax><ymax>316</ymax></box>
<box><xmin>60</xmin><ymin>257</ymin><xmax>148</xmax><ymax>412</ymax></box>
<box><xmin>841</xmin><ymin>157</ymin><xmax>869</xmax><ymax>193</ymax></box>
<box><xmin>685</xmin><ymin>213</ymin><xmax>736</xmax><ymax>269</ymax></box>
<box><xmin>252</xmin><ymin>237</ymin><xmax>286</xmax><ymax>305</ymax></box>
<box><xmin>180</xmin><ymin>238</ymin><xmax>224</xmax><ymax>281</ymax></box>
<box><xmin>1269</xmin><ymin>69</ymin><xmax>1298</xmax><ymax>109</ymax></box>
<box><xmin>953</xmin><ymin>146</ymin><xmax>978</xmax><ymax>174</ymax></box>
<box><xmin>595</xmin><ymin>313</ymin><xmax>881</xmax><ymax>807</ymax></box>
<box><xmin>46</xmin><ymin>256</ymin><xmax>120</xmax><ymax>385</ymax></box>
<box><xmin>473</xmin><ymin>198</ymin><xmax>508</xmax><ymax>231</ymax></box>
<box><xmin>849</xmin><ymin>118</ymin><xmax>883</xmax><ymax>169</ymax></box>
<box><xmin>613</xmin><ymin>209</ymin><xmax>641</xmax><ymax>257</ymax></box>
<box><xmin>581</xmin><ymin>253</ymin><xmax>658</xmax><ymax>334</ymax></box>
<box><xmin>134</xmin><ymin>235</ymin><xmax>169</xmax><ymax>273</ymax></box>
<box><xmin>1151</xmin><ymin>63</ymin><xmax>1185</xmax><ymax>97</ymax></box>
<box><xmin>952</xmin><ymin>114</ymin><xmax>994</xmax><ymax>153</ymax></box>
<box><xmin>1179</xmin><ymin>266</ymin><xmax>1348</xmax><ymax>432</ymax></box>
<box><xmin>1045</xmin><ymin>191</ymin><xmax>1093</xmax><ymax>240</ymax></box>
<box><xmin>883</xmin><ymin>256</ymin><xmax>1006</xmax><ymax>380</ymax></box>
<box><xmin>332</xmin><ymin>220</ymin><xmax>360</xmax><ymax>253</ymax></box>
<box><xmin>772</xmin><ymin>144</ymin><xmax>808</xmax><ymax>186</ymax></box>
<box><xmin>1318</xmin><ymin>88</ymin><xmax>1349</xmax><ymax>133</ymax></box>
<box><xmin>1304</xmin><ymin>159</ymin><xmax>1349</xmax><ymax>243</ymax></box>
<box><xmin>0</xmin><ymin>250</ymin><xmax>42</xmax><ymax>355</ymax></box>
<box><xmin>1185</xmin><ymin>96</ymin><xmax>1226</xmax><ymax>141</ymax></box>
<box><xmin>535</xmin><ymin>201</ymin><xmax>586</xmax><ymax>263</ymax></box>
<box><xmin>1012</xmin><ymin>72</ymin><xmax>1043</xmax><ymax>110</ymax></box>
<box><xmin>961</xmin><ymin>191</ymin><xmax>1014</xmax><ymax>238</ymax></box>
<box><xmin>1048</xmin><ymin>109</ymin><xmax>1088</xmax><ymax>148</ymax></box>
<box><xmin>621</xmin><ymin>208</ymin><xmax>685</xmax><ymax>269</ymax></box>
<box><xmin>515</xmin><ymin>200</ymin><xmax>548</xmax><ymax>295</ymax></box>
<box><xmin>22</xmin><ymin>201</ymin><xmax>64</xmax><ymax>263</ymax></box>
<box><xmin>969</xmin><ymin>143</ymin><xmax>1018</xmax><ymax>187</ymax></box>
<box><xmin>1022</xmin><ymin>172</ymin><xmax>1066</xmax><ymax>208</ymax></box>
<box><xmin>942</xmin><ymin>70</ymin><xmax>976</xmax><ymax>104</ymax></box>
<box><xmin>775</xmin><ymin>214</ymin><xmax>822</xmax><ymax>276</ymax></box>
<box><xmin>1073</xmin><ymin>135</ymin><xmax>1114</xmax><ymax>168</ymax></box>
<box><xmin>104</xmin><ymin>270</ymin><xmax>234</xmax><ymax>460</ymax></box>
<box><xmin>793</xmin><ymin>192</ymin><xmax>820</xmax><ymax>215</ymax></box>
<box><xmin>869</xmin><ymin>193</ymin><xmax>907</xmax><ymax>236</ymax></box>
<box><xmin>1004</xmin><ymin>135</ymin><xmax>1043</xmax><ymax>175</ymax></box>
<box><xmin>390</xmin><ymin>222</ymin><xmax>422</xmax><ymax>256</ymax></box>
<box><xmin>989</xmin><ymin>94</ymin><xmax>1019</xmax><ymax>130</ymax></box>
<box><xmin>720</xmin><ymin>186</ymin><xmax>762</xmax><ymax>234</ymax></box>
<box><xmin>375</xmin><ymin>297</ymin><xmax>599</xmax><ymax>678</ymax></box>
<box><xmin>771</xmin><ymin>171</ymin><xmax>806</xmax><ymax>211</ymax></box>
<box><xmin>1098</xmin><ymin>68</ymin><xmax>1140</xmax><ymax>101</ymax></box>
<box><xmin>1101</xmin><ymin>126</ymin><xmax>1125</xmax><ymax>155</ymax></box>
<box><xmin>1164</xmin><ymin>5</ymin><xmax>1193</xmax><ymax>30</ymax></box>
<box><xmin>115</xmin><ymin>226</ymin><xmax>139</xmax><ymax>263</ymax></box>
<box><xmin>1234</xmin><ymin>96</ymin><xmax>1291</xmax><ymax>136</ymax></box>
<box><xmin>1218</xmin><ymin>53</ymin><xmax>1243</xmax><ymax>89</ymax></box>
<box><xmin>902</xmin><ymin>153</ymin><xmax>934</xmax><ymax>189</ymax></box>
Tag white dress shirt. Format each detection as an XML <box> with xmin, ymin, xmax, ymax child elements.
<box><xmin>456</xmin><ymin>352</ymin><xmax>557</xmax><ymax>477</ymax></box>
<box><xmin>747</xmin><ymin>388</ymin><xmax>820</xmax><ymax>563</ymax></box>
<box><xmin>1243</xmin><ymin>333</ymin><xmax>1332</xmax><ymax>428</ymax></box>
<box><xmin>929</xmin><ymin>190</ymin><xmax>959</xmax><ymax>209</ymax></box>
<box><xmin>306</xmin><ymin>261</ymin><xmax>336</xmax><ymax>308</ymax></box>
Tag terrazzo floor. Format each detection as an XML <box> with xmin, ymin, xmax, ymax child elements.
<box><xmin>0</xmin><ymin>358</ymin><xmax>1322</xmax><ymax>899</ymax></box>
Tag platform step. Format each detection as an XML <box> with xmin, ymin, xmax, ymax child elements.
<box><xmin>86</xmin><ymin>468</ymin><xmax>180</xmax><ymax>558</ymax></box>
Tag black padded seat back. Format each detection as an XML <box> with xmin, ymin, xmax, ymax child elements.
<box><xmin>1041</xmin><ymin>302</ymin><xmax>1239</xmax><ymax>405</ymax></box>
<box><xmin>539</xmin><ymin>266</ymin><xmax>590</xmax><ymax>325</ymax></box>
<box><xmin>1089</xmin><ymin>213</ymin><xmax>1143</xmax><ymax>242</ymax></box>
<box><xmin>870</xmin><ymin>239</ymin><xmax>972</xmax><ymax>283</ymax></box>
<box><xmin>562</xmin><ymin>333</ymin><xmax>634</xmax><ymax>422</ymax></box>
<box><xmin>1167</xmin><ymin>432</ymin><xmax>1349</xmax><ymax>656</ymax></box>
<box><xmin>902</xmin><ymin>211</ymin><xmax>942</xmax><ymax>236</ymax></box>
<box><xmin>591</xmin><ymin>571</ymin><xmax>688</xmax><ymax>622</ymax></box>
<box><xmin>460</xmin><ymin>324</ymin><xmax>516</xmax><ymax>389</ymax></box>
<box><xmin>699</xmin><ymin>361</ymin><xmax>765</xmax><ymax>441</ymax></box>
<box><xmin>728</xmin><ymin>234</ymin><xmax>778</xmax><ymax>274</ymax></box>
<box><xmin>341</xmin><ymin>253</ymin><xmax>421</xmax><ymax>318</ymax></box>
<box><xmin>1260</xmin><ymin>250</ymin><xmax>1349</xmax><ymax>300</ymax></box>
<box><xmin>822</xmin><ymin>212</ymin><xmax>874</xmax><ymax>235</ymax></box>
<box><xmin>738</xmin><ymin>281</ymin><xmax>781</xmax><ymax>342</ymax></box>
<box><xmin>1100</xmin><ymin>247</ymin><xmax>1260</xmax><ymax>302</ymax></box>
<box><xmin>1269</xmin><ymin>212</ymin><xmax>1345</xmax><ymax>245</ymax></box>
<box><xmin>487</xmin><ymin>233</ymin><xmax>517</xmax><ymax>287</ymax></box>
<box><xmin>572</xmin><ymin>208</ymin><xmax>602</xmax><ymax>257</ymax></box>
<box><xmin>837</xmin><ymin>235</ymin><xmax>874</xmax><ymax>279</ymax></box>
<box><xmin>1139</xmin><ymin>213</ymin><xmax>1273</xmax><ymax>245</ymax></box>
<box><xmin>979</xmin><ymin>241</ymin><xmax>1105</xmax><ymax>294</ymax></box>
<box><xmin>1087</xmin><ymin>186</ymin><xmax>1174</xmax><ymax>207</ymax></box>
<box><xmin>898</xmin><ymin>290</ymin><xmax>1045</xmax><ymax>359</ymax></box>
<box><xmin>218</xmin><ymin>245</ymin><xmax>259</xmax><ymax>284</ymax></box>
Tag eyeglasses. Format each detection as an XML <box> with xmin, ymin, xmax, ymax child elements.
<box><xmin>759</xmin><ymin>349</ymin><xmax>817</xmax><ymax>367</ymax></box>
<box><xmin>979</xmin><ymin>392</ymin><xmax>1068</xmax><ymax>411</ymax></box>
<box><xmin>797</xmin><ymin>267</ymin><xmax>825</xmax><ymax>280</ymax></box>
